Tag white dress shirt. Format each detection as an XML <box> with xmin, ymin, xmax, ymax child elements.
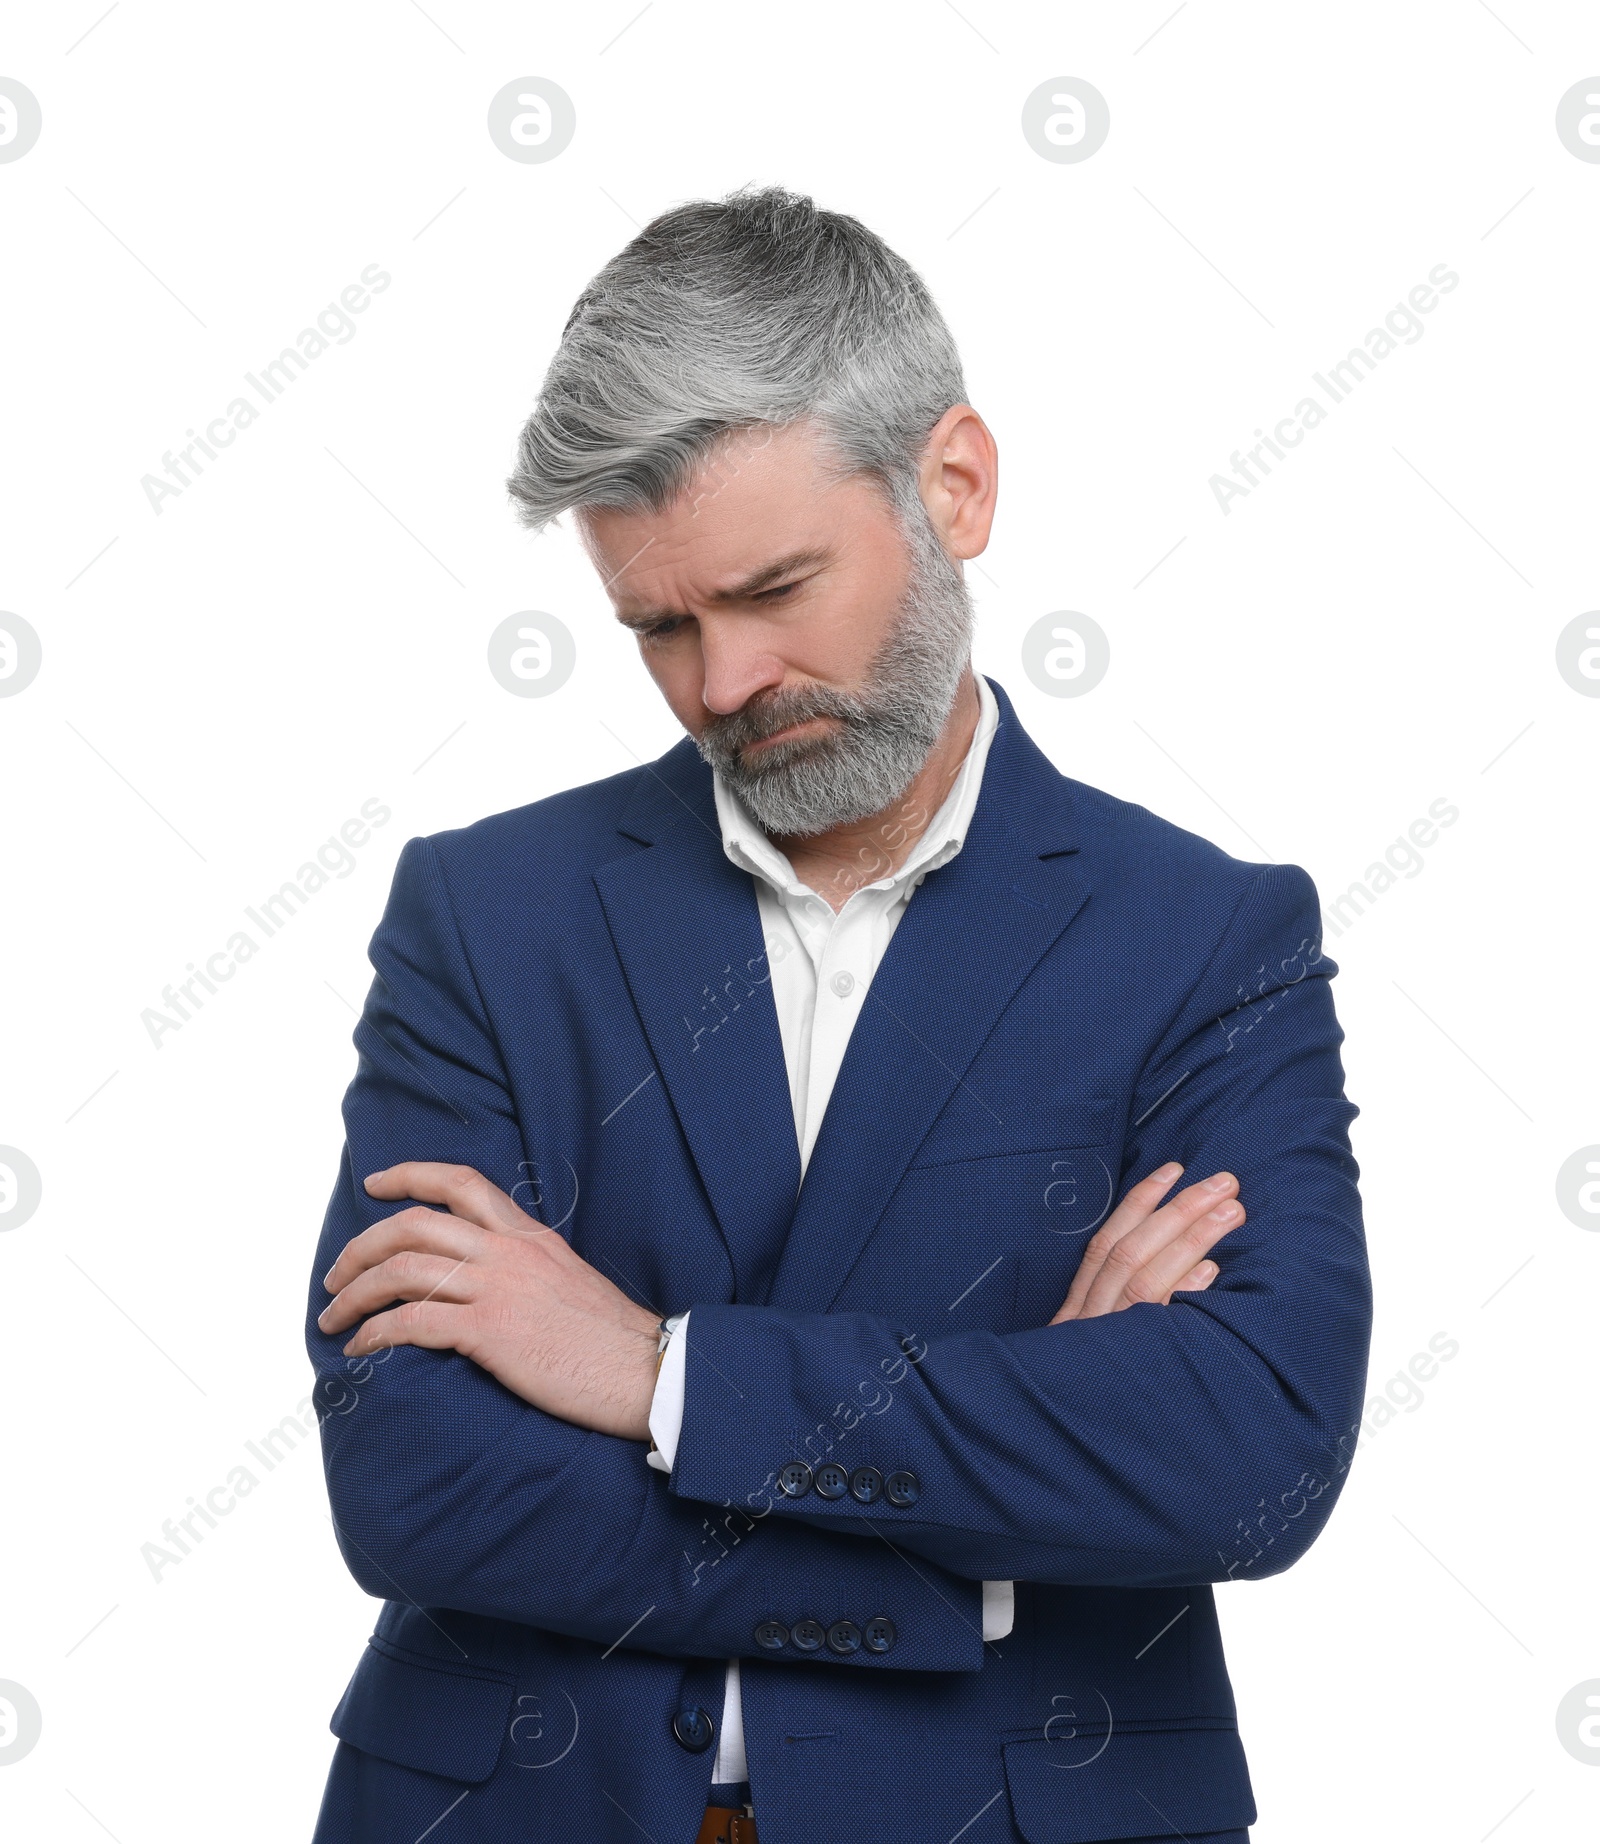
<box><xmin>648</xmin><ymin>672</ymin><xmax>1013</xmax><ymax>1784</ymax></box>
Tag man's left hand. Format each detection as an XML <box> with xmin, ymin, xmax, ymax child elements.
<box><xmin>318</xmin><ymin>1162</ymin><xmax>661</xmax><ymax>1440</ymax></box>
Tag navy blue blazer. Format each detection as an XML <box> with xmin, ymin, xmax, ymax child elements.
<box><xmin>306</xmin><ymin>675</ymin><xmax>1371</xmax><ymax>1844</ymax></box>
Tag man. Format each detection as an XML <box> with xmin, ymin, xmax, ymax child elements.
<box><xmin>307</xmin><ymin>185</ymin><xmax>1371</xmax><ymax>1844</ymax></box>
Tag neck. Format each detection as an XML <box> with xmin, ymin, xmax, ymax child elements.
<box><xmin>768</xmin><ymin>668</ymin><xmax>982</xmax><ymax>912</ymax></box>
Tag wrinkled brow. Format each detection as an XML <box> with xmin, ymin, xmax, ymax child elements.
<box><xmin>613</xmin><ymin>546</ymin><xmax>832</xmax><ymax>627</ymax></box>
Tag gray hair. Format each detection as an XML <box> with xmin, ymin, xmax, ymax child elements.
<box><xmin>505</xmin><ymin>183</ymin><xmax>968</xmax><ymax>539</ymax></box>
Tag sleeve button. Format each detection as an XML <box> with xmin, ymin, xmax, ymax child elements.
<box><xmin>826</xmin><ymin>1619</ymin><xmax>862</xmax><ymax>1656</ymax></box>
<box><xmin>790</xmin><ymin>1617</ymin><xmax>825</xmax><ymax>1652</ymax></box>
<box><xmin>754</xmin><ymin>1619</ymin><xmax>788</xmax><ymax>1651</ymax></box>
<box><xmin>848</xmin><ymin>1466</ymin><xmax>883</xmax><ymax>1504</ymax></box>
<box><xmin>885</xmin><ymin>1469</ymin><xmax>921</xmax><ymax>1508</ymax></box>
<box><xmin>864</xmin><ymin>1615</ymin><xmax>897</xmax><ymax>1654</ymax></box>
<box><xmin>813</xmin><ymin>1462</ymin><xmax>848</xmax><ymax>1499</ymax></box>
<box><xmin>777</xmin><ymin>1460</ymin><xmax>813</xmax><ymax>1498</ymax></box>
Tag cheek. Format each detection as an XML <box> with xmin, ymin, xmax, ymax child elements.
<box><xmin>642</xmin><ymin>647</ymin><xmax>705</xmax><ymax>727</ymax></box>
<box><xmin>786</xmin><ymin>592</ymin><xmax>896</xmax><ymax>686</ymax></box>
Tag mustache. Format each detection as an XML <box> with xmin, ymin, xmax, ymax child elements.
<box><xmin>700</xmin><ymin>683</ymin><xmax>860</xmax><ymax>756</ymax></box>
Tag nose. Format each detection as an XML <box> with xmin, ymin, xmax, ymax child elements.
<box><xmin>697</xmin><ymin>617</ymin><xmax>787</xmax><ymax>717</ymax></box>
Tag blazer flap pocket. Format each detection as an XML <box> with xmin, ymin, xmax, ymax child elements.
<box><xmin>912</xmin><ymin>1097</ymin><xmax>1118</xmax><ymax>1169</ymax></box>
<box><xmin>1003</xmin><ymin>1726</ymin><xmax>1256</xmax><ymax>1842</ymax></box>
<box><xmin>330</xmin><ymin>1637</ymin><xmax>517</xmax><ymax>1783</ymax></box>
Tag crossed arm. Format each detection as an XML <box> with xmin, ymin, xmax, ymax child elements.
<box><xmin>318</xmin><ymin>1158</ymin><xmax>1247</xmax><ymax>1442</ymax></box>
<box><xmin>308</xmin><ymin>839</ymin><xmax>1369</xmax><ymax>1667</ymax></box>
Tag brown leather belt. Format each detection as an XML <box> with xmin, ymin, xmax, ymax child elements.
<box><xmin>694</xmin><ymin>1804</ymin><xmax>757</xmax><ymax>1844</ymax></box>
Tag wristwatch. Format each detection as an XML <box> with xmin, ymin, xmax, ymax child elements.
<box><xmin>646</xmin><ymin>1312</ymin><xmax>687</xmax><ymax>1460</ymax></box>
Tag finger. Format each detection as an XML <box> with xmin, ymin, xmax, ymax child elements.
<box><xmin>1117</xmin><ymin>1202</ymin><xmax>1243</xmax><ymax>1310</ymax></box>
<box><xmin>318</xmin><ymin>1249</ymin><xmax>477</xmax><ymax>1336</ymax></box>
<box><xmin>1051</xmin><ymin>1162</ymin><xmax>1183</xmax><ymax>1323</ymax></box>
<box><xmin>324</xmin><ymin>1205</ymin><xmax>482</xmax><ymax>1294</ymax></box>
<box><xmin>1053</xmin><ymin>1246</ymin><xmax>1223</xmax><ymax>1326</ymax></box>
<box><xmin>364</xmin><ymin>1162</ymin><xmax>539</xmax><ymax>1236</ymax></box>
<box><xmin>1057</xmin><ymin>1169</ymin><xmax>1229</xmax><ymax>1321</ymax></box>
<box><xmin>341</xmin><ymin>1299</ymin><xmax>472</xmax><ymax>1360</ymax></box>
<box><xmin>1078</xmin><ymin>1174</ymin><xmax>1238</xmax><ymax>1318</ymax></box>
<box><xmin>1092</xmin><ymin>1161</ymin><xmax>1187</xmax><ymax>1251</ymax></box>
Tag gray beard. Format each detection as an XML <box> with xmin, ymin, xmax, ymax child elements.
<box><xmin>694</xmin><ymin>509</ymin><xmax>975</xmax><ymax>839</ymax></box>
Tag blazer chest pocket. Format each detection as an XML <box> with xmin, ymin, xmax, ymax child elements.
<box><xmin>908</xmin><ymin>1096</ymin><xmax>1119</xmax><ymax>1170</ymax></box>
<box><xmin>330</xmin><ymin>1636</ymin><xmax>518</xmax><ymax>1783</ymax></box>
<box><xmin>863</xmin><ymin>1101</ymin><xmax>1125</xmax><ymax>1320</ymax></box>
<box><xmin>903</xmin><ymin>1098</ymin><xmax>1120</xmax><ymax>1248</ymax></box>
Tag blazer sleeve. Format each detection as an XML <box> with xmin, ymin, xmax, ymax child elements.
<box><xmin>307</xmin><ymin>835</ymin><xmax>985</xmax><ymax>1670</ymax></box>
<box><xmin>666</xmin><ymin>864</ymin><xmax>1375</xmax><ymax>1589</ymax></box>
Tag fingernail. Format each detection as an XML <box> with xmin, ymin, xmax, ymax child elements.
<box><xmin>1194</xmin><ymin>1261</ymin><xmax>1217</xmax><ymax>1282</ymax></box>
<box><xmin>1203</xmin><ymin>1173</ymin><xmax>1233</xmax><ymax>1193</ymax></box>
<box><xmin>321</xmin><ymin>1269</ymin><xmax>336</xmax><ymax>1290</ymax></box>
<box><xmin>1156</xmin><ymin>1162</ymin><xmax>1182</xmax><ymax>1181</ymax></box>
<box><xmin>1209</xmin><ymin>1200</ymin><xmax>1240</xmax><ymax>1223</ymax></box>
<box><xmin>363</xmin><ymin>1170</ymin><xmax>385</xmax><ymax>1187</ymax></box>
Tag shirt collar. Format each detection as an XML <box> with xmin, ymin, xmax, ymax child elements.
<box><xmin>712</xmin><ymin>673</ymin><xmax>1000</xmax><ymax>903</ymax></box>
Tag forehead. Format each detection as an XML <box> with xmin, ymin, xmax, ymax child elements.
<box><xmin>579</xmin><ymin>422</ymin><xmax>886</xmax><ymax>611</ymax></box>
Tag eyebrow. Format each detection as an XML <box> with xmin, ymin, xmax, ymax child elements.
<box><xmin>613</xmin><ymin>546</ymin><xmax>833</xmax><ymax>629</ymax></box>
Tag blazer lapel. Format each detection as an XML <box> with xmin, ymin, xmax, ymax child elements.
<box><xmin>592</xmin><ymin>741</ymin><xmax>802</xmax><ymax>1302</ymax></box>
<box><xmin>765</xmin><ymin>679</ymin><xmax>1092</xmax><ymax>1313</ymax></box>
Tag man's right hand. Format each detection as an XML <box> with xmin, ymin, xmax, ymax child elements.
<box><xmin>1049</xmin><ymin>1163</ymin><xmax>1243</xmax><ymax>1323</ymax></box>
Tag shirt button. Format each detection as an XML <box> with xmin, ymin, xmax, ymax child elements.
<box><xmin>754</xmin><ymin>1619</ymin><xmax>789</xmax><ymax>1652</ymax></box>
<box><xmin>885</xmin><ymin>1469</ymin><xmax>921</xmax><ymax>1508</ymax></box>
<box><xmin>829</xmin><ymin>970</ymin><xmax>856</xmax><ymax>997</ymax></box>
<box><xmin>778</xmin><ymin>1460</ymin><xmax>813</xmax><ymax>1498</ymax></box>
<box><xmin>813</xmin><ymin>1462</ymin><xmax>848</xmax><ymax>1499</ymax></box>
<box><xmin>826</xmin><ymin>1619</ymin><xmax>863</xmax><ymax>1656</ymax></box>
<box><xmin>864</xmin><ymin>1615</ymin><xmax>897</xmax><ymax>1654</ymax></box>
<box><xmin>672</xmin><ymin>1706</ymin><xmax>715</xmax><ymax>1752</ymax></box>
<box><xmin>848</xmin><ymin>1466</ymin><xmax>883</xmax><ymax>1505</ymax></box>
<box><xmin>790</xmin><ymin>1617</ymin><xmax>825</xmax><ymax>1652</ymax></box>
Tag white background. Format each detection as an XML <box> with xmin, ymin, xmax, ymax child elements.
<box><xmin>1</xmin><ymin>2</ymin><xmax>1596</xmax><ymax>1838</ymax></box>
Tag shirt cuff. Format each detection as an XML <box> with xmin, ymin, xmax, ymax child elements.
<box><xmin>981</xmin><ymin>1579</ymin><xmax>1015</xmax><ymax>1640</ymax></box>
<box><xmin>646</xmin><ymin>1308</ymin><xmax>690</xmax><ymax>1474</ymax></box>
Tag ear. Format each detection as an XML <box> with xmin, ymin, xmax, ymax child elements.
<box><xmin>917</xmin><ymin>404</ymin><xmax>998</xmax><ymax>562</ymax></box>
